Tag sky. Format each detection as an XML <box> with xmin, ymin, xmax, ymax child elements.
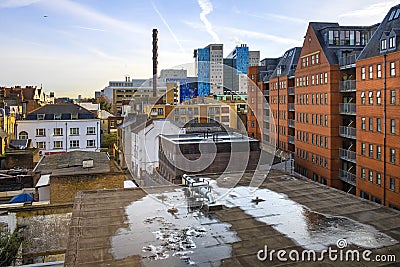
<box><xmin>0</xmin><ymin>0</ymin><xmax>399</xmax><ymax>98</ymax></box>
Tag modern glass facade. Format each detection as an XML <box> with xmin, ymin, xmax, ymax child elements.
<box><xmin>197</xmin><ymin>47</ymin><xmax>210</xmax><ymax>97</ymax></box>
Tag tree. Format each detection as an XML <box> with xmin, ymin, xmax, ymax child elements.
<box><xmin>102</xmin><ymin>132</ymin><xmax>117</xmax><ymax>148</ymax></box>
<box><xmin>0</xmin><ymin>228</ymin><xmax>21</xmax><ymax>266</ymax></box>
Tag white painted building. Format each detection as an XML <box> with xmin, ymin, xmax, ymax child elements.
<box><xmin>16</xmin><ymin>104</ymin><xmax>101</xmax><ymax>155</ymax></box>
<box><xmin>209</xmin><ymin>44</ymin><xmax>224</xmax><ymax>94</ymax></box>
<box><xmin>131</xmin><ymin>119</ymin><xmax>184</xmax><ymax>178</ymax></box>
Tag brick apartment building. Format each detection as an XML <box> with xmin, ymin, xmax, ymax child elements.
<box><xmin>268</xmin><ymin>47</ymin><xmax>301</xmax><ymax>158</ymax></box>
<box><xmin>294</xmin><ymin>22</ymin><xmax>377</xmax><ymax>191</ymax></box>
<box><xmin>247</xmin><ymin>58</ymin><xmax>279</xmax><ymax>142</ymax></box>
<box><xmin>356</xmin><ymin>5</ymin><xmax>400</xmax><ymax>209</ymax></box>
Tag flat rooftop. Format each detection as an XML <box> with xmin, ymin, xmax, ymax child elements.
<box><xmin>65</xmin><ymin>170</ymin><xmax>400</xmax><ymax>266</ymax></box>
<box><xmin>160</xmin><ymin>132</ymin><xmax>259</xmax><ymax>144</ymax></box>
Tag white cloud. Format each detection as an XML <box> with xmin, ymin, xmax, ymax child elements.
<box><xmin>339</xmin><ymin>0</ymin><xmax>399</xmax><ymax>18</ymax></box>
<box><xmin>0</xmin><ymin>0</ymin><xmax>41</xmax><ymax>8</ymax></box>
<box><xmin>224</xmin><ymin>27</ymin><xmax>301</xmax><ymax>45</ymax></box>
<box><xmin>42</xmin><ymin>0</ymin><xmax>146</xmax><ymax>35</ymax></box>
<box><xmin>73</xmin><ymin>25</ymin><xmax>106</xmax><ymax>32</ymax></box>
<box><xmin>151</xmin><ymin>1</ymin><xmax>185</xmax><ymax>53</ymax></box>
<box><xmin>197</xmin><ymin>0</ymin><xmax>220</xmax><ymax>43</ymax></box>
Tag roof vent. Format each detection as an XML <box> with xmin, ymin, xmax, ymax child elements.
<box><xmin>82</xmin><ymin>159</ymin><xmax>94</xmax><ymax>168</ymax></box>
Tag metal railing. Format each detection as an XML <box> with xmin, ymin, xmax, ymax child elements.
<box><xmin>288</xmin><ymin>135</ymin><xmax>295</xmax><ymax>144</ymax></box>
<box><xmin>288</xmin><ymin>119</ymin><xmax>295</xmax><ymax>128</ymax></box>
<box><xmin>339</xmin><ymin>103</ymin><xmax>356</xmax><ymax>115</ymax></box>
<box><xmin>288</xmin><ymin>87</ymin><xmax>295</xmax><ymax>95</ymax></box>
<box><xmin>339</xmin><ymin>169</ymin><xmax>356</xmax><ymax>186</ymax></box>
<box><xmin>339</xmin><ymin>148</ymin><xmax>356</xmax><ymax>163</ymax></box>
<box><xmin>339</xmin><ymin>54</ymin><xmax>358</xmax><ymax>68</ymax></box>
<box><xmin>288</xmin><ymin>103</ymin><xmax>295</xmax><ymax>111</ymax></box>
<box><xmin>339</xmin><ymin>80</ymin><xmax>356</xmax><ymax>92</ymax></box>
<box><xmin>339</xmin><ymin>126</ymin><xmax>356</xmax><ymax>139</ymax></box>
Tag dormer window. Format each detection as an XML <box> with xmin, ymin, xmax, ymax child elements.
<box><xmin>389</xmin><ymin>36</ymin><xmax>396</xmax><ymax>49</ymax></box>
<box><xmin>54</xmin><ymin>114</ymin><xmax>62</xmax><ymax>120</ymax></box>
<box><xmin>37</xmin><ymin>114</ymin><xmax>45</xmax><ymax>120</ymax></box>
<box><xmin>71</xmin><ymin>113</ymin><xmax>78</xmax><ymax>119</ymax></box>
<box><xmin>381</xmin><ymin>39</ymin><xmax>387</xmax><ymax>50</ymax></box>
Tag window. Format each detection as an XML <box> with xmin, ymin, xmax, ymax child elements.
<box><xmin>377</xmin><ymin>145</ymin><xmax>381</xmax><ymax>160</ymax></box>
<box><xmin>71</xmin><ymin>113</ymin><xmax>78</xmax><ymax>119</ymax></box>
<box><xmin>376</xmin><ymin>91</ymin><xmax>381</xmax><ymax>105</ymax></box>
<box><xmin>369</xmin><ymin>170</ymin><xmax>373</xmax><ymax>182</ymax></box>
<box><xmin>391</xmin><ymin>90</ymin><xmax>396</xmax><ymax>104</ymax></box>
<box><xmin>37</xmin><ymin>114</ymin><xmax>45</xmax><ymax>120</ymax></box>
<box><xmin>390</xmin><ymin>62</ymin><xmax>396</xmax><ymax>76</ymax></box>
<box><xmin>361</xmin><ymin>117</ymin><xmax>366</xmax><ymax>130</ymax></box>
<box><xmin>325</xmin><ymin>93</ymin><xmax>328</xmax><ymax>105</ymax></box>
<box><xmin>361</xmin><ymin>67</ymin><xmax>366</xmax><ymax>80</ymax></box>
<box><xmin>54</xmin><ymin>141</ymin><xmax>63</xmax><ymax>149</ymax></box>
<box><xmin>361</xmin><ymin>168</ymin><xmax>366</xmax><ymax>179</ymax></box>
<box><xmin>311</xmin><ymin>75</ymin><xmax>315</xmax><ymax>85</ymax></box>
<box><xmin>369</xmin><ymin>91</ymin><xmax>373</xmax><ymax>105</ymax></box>
<box><xmin>389</xmin><ymin>36</ymin><xmax>395</xmax><ymax>49</ymax></box>
<box><xmin>376</xmin><ymin>173</ymin><xmax>381</xmax><ymax>186</ymax></box>
<box><xmin>87</xmin><ymin>140</ymin><xmax>95</xmax><ymax>148</ymax></box>
<box><xmin>36</xmin><ymin>128</ymin><xmax>46</xmax><ymax>136</ymax></box>
<box><xmin>381</xmin><ymin>39</ymin><xmax>387</xmax><ymax>50</ymax></box>
<box><xmin>70</xmin><ymin>140</ymin><xmax>79</xmax><ymax>148</ymax></box>
<box><xmin>369</xmin><ymin>144</ymin><xmax>373</xmax><ymax>158</ymax></box>
<box><xmin>369</xmin><ymin>65</ymin><xmax>373</xmax><ymax>79</ymax></box>
<box><xmin>390</xmin><ymin>178</ymin><xmax>395</xmax><ymax>191</ymax></box>
<box><xmin>158</xmin><ymin>108</ymin><xmax>164</xmax><ymax>115</ymax></box>
<box><xmin>87</xmin><ymin>127</ymin><xmax>96</xmax><ymax>135</ymax></box>
<box><xmin>110</xmin><ymin>121</ymin><xmax>115</xmax><ymax>127</ymax></box>
<box><xmin>377</xmin><ymin>64</ymin><xmax>382</xmax><ymax>78</ymax></box>
<box><xmin>369</xmin><ymin>117</ymin><xmax>373</xmax><ymax>131</ymax></box>
<box><xmin>361</xmin><ymin>92</ymin><xmax>366</xmax><ymax>105</ymax></box>
<box><xmin>360</xmin><ymin>191</ymin><xmax>369</xmax><ymax>200</ymax></box>
<box><xmin>36</xmin><ymin>142</ymin><xmax>46</xmax><ymax>149</ymax></box>
<box><xmin>251</xmin><ymin>121</ymin><xmax>255</xmax><ymax>128</ymax></box>
<box><xmin>391</xmin><ymin>119</ymin><xmax>396</xmax><ymax>134</ymax></box>
<box><xmin>377</xmin><ymin>118</ymin><xmax>381</xmax><ymax>132</ymax></box>
<box><xmin>361</xmin><ymin>143</ymin><xmax>366</xmax><ymax>156</ymax></box>
<box><xmin>390</xmin><ymin>148</ymin><xmax>396</xmax><ymax>163</ymax></box>
<box><xmin>316</xmin><ymin>53</ymin><xmax>319</xmax><ymax>64</ymax></box>
<box><xmin>19</xmin><ymin>131</ymin><xmax>28</xmax><ymax>140</ymax></box>
<box><xmin>320</xmin><ymin>73</ymin><xmax>323</xmax><ymax>84</ymax></box>
<box><xmin>54</xmin><ymin>128</ymin><xmax>63</xmax><ymax>136</ymax></box>
<box><xmin>324</xmin><ymin>72</ymin><xmax>328</xmax><ymax>84</ymax></box>
<box><xmin>70</xmin><ymin>128</ymin><xmax>79</xmax><ymax>135</ymax></box>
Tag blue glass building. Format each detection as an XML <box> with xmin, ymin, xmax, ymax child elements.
<box><xmin>197</xmin><ymin>47</ymin><xmax>210</xmax><ymax>97</ymax></box>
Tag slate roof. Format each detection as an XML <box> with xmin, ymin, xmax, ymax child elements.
<box><xmin>26</xmin><ymin>104</ymin><xmax>96</xmax><ymax>120</ymax></box>
<box><xmin>270</xmin><ymin>47</ymin><xmax>302</xmax><ymax>79</ymax></box>
<box><xmin>34</xmin><ymin>151</ymin><xmax>110</xmax><ymax>175</ymax></box>
<box><xmin>359</xmin><ymin>4</ymin><xmax>400</xmax><ymax>60</ymax></box>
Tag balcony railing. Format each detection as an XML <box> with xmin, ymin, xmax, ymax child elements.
<box><xmin>339</xmin><ymin>169</ymin><xmax>356</xmax><ymax>186</ymax></box>
<box><xmin>339</xmin><ymin>103</ymin><xmax>356</xmax><ymax>115</ymax></box>
<box><xmin>264</xmin><ymin>115</ymin><xmax>270</xmax><ymax>123</ymax></box>
<box><xmin>339</xmin><ymin>80</ymin><xmax>356</xmax><ymax>92</ymax></box>
<box><xmin>288</xmin><ymin>135</ymin><xmax>295</xmax><ymax>144</ymax></box>
<box><xmin>288</xmin><ymin>87</ymin><xmax>295</xmax><ymax>95</ymax></box>
<box><xmin>339</xmin><ymin>126</ymin><xmax>356</xmax><ymax>139</ymax></box>
<box><xmin>263</xmin><ymin>90</ymin><xmax>270</xmax><ymax>96</ymax></box>
<box><xmin>339</xmin><ymin>148</ymin><xmax>356</xmax><ymax>163</ymax></box>
<box><xmin>339</xmin><ymin>54</ymin><xmax>358</xmax><ymax>69</ymax></box>
<box><xmin>288</xmin><ymin>119</ymin><xmax>295</xmax><ymax>128</ymax></box>
<box><xmin>288</xmin><ymin>103</ymin><xmax>295</xmax><ymax>111</ymax></box>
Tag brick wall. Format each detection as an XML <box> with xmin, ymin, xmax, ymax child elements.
<box><xmin>50</xmin><ymin>172</ymin><xmax>124</xmax><ymax>204</ymax></box>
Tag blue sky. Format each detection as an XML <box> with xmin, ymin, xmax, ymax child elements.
<box><xmin>0</xmin><ymin>0</ymin><xmax>398</xmax><ymax>97</ymax></box>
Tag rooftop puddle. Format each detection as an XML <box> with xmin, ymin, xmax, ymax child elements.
<box><xmin>110</xmin><ymin>190</ymin><xmax>239</xmax><ymax>266</ymax></box>
<box><xmin>210</xmin><ymin>181</ymin><xmax>398</xmax><ymax>251</ymax></box>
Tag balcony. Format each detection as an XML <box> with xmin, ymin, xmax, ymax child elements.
<box><xmin>339</xmin><ymin>126</ymin><xmax>356</xmax><ymax>139</ymax></box>
<box><xmin>288</xmin><ymin>103</ymin><xmax>295</xmax><ymax>112</ymax></box>
<box><xmin>339</xmin><ymin>54</ymin><xmax>358</xmax><ymax>69</ymax></box>
<box><xmin>339</xmin><ymin>169</ymin><xmax>356</xmax><ymax>186</ymax></box>
<box><xmin>339</xmin><ymin>148</ymin><xmax>356</xmax><ymax>163</ymax></box>
<box><xmin>264</xmin><ymin>115</ymin><xmax>270</xmax><ymax>123</ymax></box>
<box><xmin>288</xmin><ymin>87</ymin><xmax>295</xmax><ymax>95</ymax></box>
<box><xmin>339</xmin><ymin>80</ymin><xmax>356</xmax><ymax>92</ymax></box>
<box><xmin>288</xmin><ymin>119</ymin><xmax>295</xmax><ymax>128</ymax></box>
<box><xmin>339</xmin><ymin>103</ymin><xmax>356</xmax><ymax>115</ymax></box>
<box><xmin>263</xmin><ymin>90</ymin><xmax>270</xmax><ymax>96</ymax></box>
<box><xmin>288</xmin><ymin>135</ymin><xmax>295</xmax><ymax>145</ymax></box>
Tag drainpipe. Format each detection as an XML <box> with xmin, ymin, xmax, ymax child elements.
<box><xmin>383</xmin><ymin>54</ymin><xmax>387</xmax><ymax>206</ymax></box>
<box><xmin>65</xmin><ymin>122</ymin><xmax>68</xmax><ymax>152</ymax></box>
